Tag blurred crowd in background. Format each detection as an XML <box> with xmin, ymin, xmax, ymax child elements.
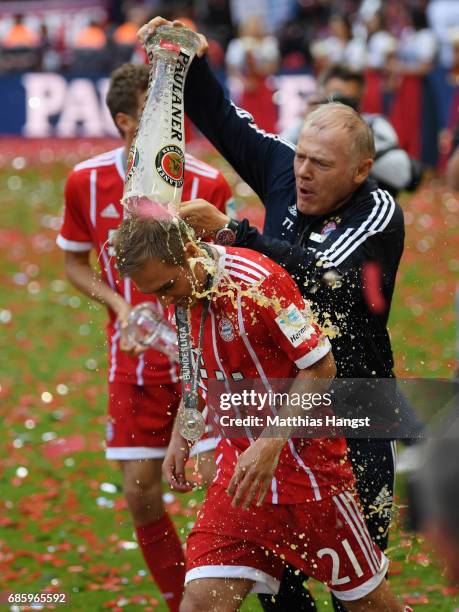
<box><xmin>1</xmin><ymin>0</ymin><xmax>459</xmax><ymax>166</ymax></box>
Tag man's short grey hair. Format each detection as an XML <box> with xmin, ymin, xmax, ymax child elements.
<box><xmin>302</xmin><ymin>102</ymin><xmax>376</xmax><ymax>161</ymax></box>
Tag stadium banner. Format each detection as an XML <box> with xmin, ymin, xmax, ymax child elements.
<box><xmin>0</xmin><ymin>72</ymin><xmax>316</xmax><ymax>138</ymax></box>
<box><xmin>0</xmin><ymin>73</ymin><xmax>118</xmax><ymax>137</ymax></box>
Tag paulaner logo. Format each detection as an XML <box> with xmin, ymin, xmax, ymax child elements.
<box><xmin>171</xmin><ymin>50</ymin><xmax>191</xmax><ymax>141</ymax></box>
<box><xmin>155</xmin><ymin>145</ymin><xmax>185</xmax><ymax>188</ymax></box>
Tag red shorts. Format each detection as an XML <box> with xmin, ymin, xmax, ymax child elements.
<box><xmin>106</xmin><ymin>381</ymin><xmax>218</xmax><ymax>460</ymax></box>
<box><xmin>186</xmin><ymin>483</ymin><xmax>388</xmax><ymax>602</ymax></box>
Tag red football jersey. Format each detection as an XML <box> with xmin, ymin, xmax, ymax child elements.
<box><xmin>191</xmin><ymin>246</ymin><xmax>354</xmax><ymax>504</ymax></box>
<box><xmin>57</xmin><ymin>146</ymin><xmax>234</xmax><ymax>385</ymax></box>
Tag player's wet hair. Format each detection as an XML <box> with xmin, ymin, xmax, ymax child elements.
<box><xmin>113</xmin><ymin>215</ymin><xmax>192</xmax><ymax>277</ymax></box>
<box><xmin>106</xmin><ymin>63</ymin><xmax>150</xmax><ymax>136</ymax></box>
<box><xmin>302</xmin><ymin>102</ymin><xmax>375</xmax><ymax>162</ymax></box>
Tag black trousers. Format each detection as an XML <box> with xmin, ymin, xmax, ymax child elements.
<box><xmin>258</xmin><ymin>438</ymin><xmax>396</xmax><ymax>612</ymax></box>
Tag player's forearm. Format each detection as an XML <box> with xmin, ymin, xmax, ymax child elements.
<box><xmin>64</xmin><ymin>257</ymin><xmax>126</xmax><ymax>316</ymax></box>
<box><xmin>262</xmin><ymin>351</ymin><xmax>336</xmax><ymax>442</ymax></box>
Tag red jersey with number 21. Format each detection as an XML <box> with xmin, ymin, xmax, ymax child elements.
<box><xmin>191</xmin><ymin>245</ymin><xmax>354</xmax><ymax>504</ymax></box>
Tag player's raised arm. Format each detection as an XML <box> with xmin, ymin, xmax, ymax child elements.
<box><xmin>138</xmin><ymin>16</ymin><xmax>294</xmax><ymax>202</ymax></box>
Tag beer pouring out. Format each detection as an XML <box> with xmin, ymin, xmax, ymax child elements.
<box><xmin>121</xmin><ymin>24</ymin><xmax>206</xmax><ymax>443</ymax></box>
<box><xmin>121</xmin><ymin>25</ymin><xmax>201</xmax><ymax>217</ymax></box>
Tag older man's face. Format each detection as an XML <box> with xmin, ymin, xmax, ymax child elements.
<box><xmin>294</xmin><ymin>124</ymin><xmax>363</xmax><ymax>216</ymax></box>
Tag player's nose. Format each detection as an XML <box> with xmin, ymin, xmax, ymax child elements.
<box><xmin>297</xmin><ymin>158</ymin><xmax>313</xmax><ymax>181</ymax></box>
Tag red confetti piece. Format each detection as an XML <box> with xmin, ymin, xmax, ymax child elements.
<box><xmin>361</xmin><ymin>261</ymin><xmax>386</xmax><ymax>314</ymax></box>
<box><xmin>442</xmin><ymin>587</ymin><xmax>459</xmax><ymax>596</ymax></box>
<box><xmin>404</xmin><ymin>594</ymin><xmax>430</xmax><ymax>605</ymax></box>
<box><xmin>43</xmin><ymin>434</ymin><xmax>86</xmax><ymax>458</ymax></box>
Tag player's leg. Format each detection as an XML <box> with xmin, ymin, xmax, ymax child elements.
<box><xmin>120</xmin><ymin>457</ymin><xmax>164</xmax><ymax>522</ymax></box>
<box><xmin>189</xmin><ymin>435</ymin><xmax>217</xmax><ymax>488</ymax></box>
<box><xmin>270</xmin><ymin>490</ymin><xmax>404</xmax><ymax>612</ymax></box>
<box><xmin>184</xmin><ymin>483</ymin><xmax>285</xmax><ymax>611</ymax></box>
<box><xmin>327</xmin><ymin>437</ymin><xmax>396</xmax><ymax>612</ymax></box>
<box><xmin>180</xmin><ymin>578</ymin><xmax>253</xmax><ymax>612</ymax></box>
<box><xmin>258</xmin><ymin>566</ymin><xmax>316</xmax><ymax>611</ymax></box>
<box><xmin>106</xmin><ymin>381</ymin><xmax>185</xmax><ymax>611</ymax></box>
<box><xmin>342</xmin><ymin>579</ymin><xmax>404</xmax><ymax>611</ymax></box>
<box><xmin>259</xmin><ymin>437</ymin><xmax>397</xmax><ymax>612</ymax></box>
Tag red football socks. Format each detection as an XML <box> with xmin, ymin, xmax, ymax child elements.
<box><xmin>135</xmin><ymin>513</ymin><xmax>186</xmax><ymax>611</ymax></box>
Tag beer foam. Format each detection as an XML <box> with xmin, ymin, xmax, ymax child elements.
<box><xmin>124</xmin><ymin>196</ymin><xmax>174</xmax><ymax>221</ymax></box>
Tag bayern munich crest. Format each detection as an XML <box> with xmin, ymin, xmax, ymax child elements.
<box><xmin>218</xmin><ymin>317</ymin><xmax>235</xmax><ymax>342</ymax></box>
<box><xmin>155</xmin><ymin>145</ymin><xmax>185</xmax><ymax>188</ymax></box>
<box><xmin>321</xmin><ymin>220</ymin><xmax>337</xmax><ymax>236</ymax></box>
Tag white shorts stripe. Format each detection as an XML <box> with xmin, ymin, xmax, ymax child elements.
<box><xmin>270</xmin><ymin>477</ymin><xmax>278</xmax><ymax>504</ymax></box>
<box><xmin>185</xmin><ymin>565</ymin><xmax>280</xmax><ymax>595</ymax></box>
<box><xmin>106</xmin><ymin>446</ymin><xmax>167</xmax><ymax>460</ymax></box>
<box><xmin>343</xmin><ymin>491</ymin><xmax>381</xmax><ymax>570</ymax></box>
<box><xmin>190</xmin><ymin>436</ymin><xmax>218</xmax><ymax>457</ymax></box>
<box><xmin>333</xmin><ymin>494</ymin><xmax>378</xmax><ymax>574</ymax></box>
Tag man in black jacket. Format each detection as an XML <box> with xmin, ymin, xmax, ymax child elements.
<box><xmin>138</xmin><ymin>17</ymin><xmax>412</xmax><ymax>612</ymax></box>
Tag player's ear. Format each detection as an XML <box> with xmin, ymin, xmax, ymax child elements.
<box><xmin>354</xmin><ymin>157</ymin><xmax>373</xmax><ymax>186</ymax></box>
<box><xmin>115</xmin><ymin>112</ymin><xmax>136</xmax><ymax>137</ymax></box>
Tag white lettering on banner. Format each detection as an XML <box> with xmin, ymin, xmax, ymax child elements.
<box><xmin>20</xmin><ymin>72</ymin><xmax>317</xmax><ymax>138</ymax></box>
<box><xmin>22</xmin><ymin>73</ymin><xmax>67</xmax><ymax>136</ymax></box>
<box><xmin>97</xmin><ymin>78</ymin><xmax>119</xmax><ymax>136</ymax></box>
<box><xmin>273</xmin><ymin>74</ymin><xmax>316</xmax><ymax>133</ymax></box>
<box><xmin>22</xmin><ymin>73</ymin><xmax>118</xmax><ymax>137</ymax></box>
<box><xmin>57</xmin><ymin>79</ymin><xmax>103</xmax><ymax>136</ymax></box>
